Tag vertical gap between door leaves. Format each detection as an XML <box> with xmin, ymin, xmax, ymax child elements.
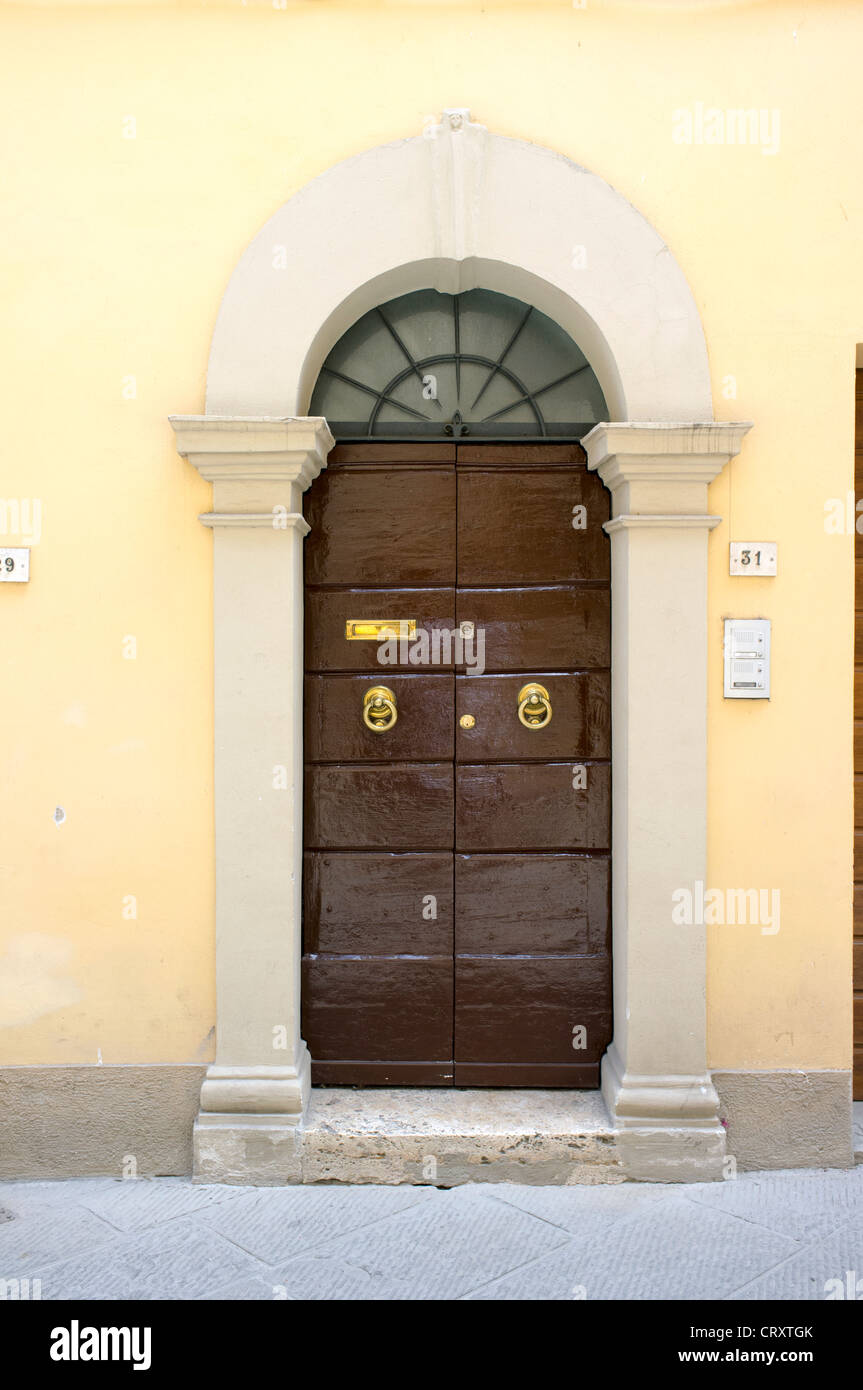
<box><xmin>452</xmin><ymin>445</ymin><xmax>459</xmax><ymax>1084</ymax></box>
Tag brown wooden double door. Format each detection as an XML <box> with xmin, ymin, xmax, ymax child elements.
<box><xmin>302</xmin><ymin>442</ymin><xmax>612</xmax><ymax>1087</ymax></box>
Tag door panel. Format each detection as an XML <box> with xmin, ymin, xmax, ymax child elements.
<box><xmin>457</xmin><ymin>469</ymin><xmax>610</xmax><ymax>584</ymax></box>
<box><xmin>327</xmin><ymin>442</ymin><xmax>457</xmax><ymax>467</ymax></box>
<box><xmin>306</xmin><ymin>587</ymin><xmax>456</xmax><ymax>672</ymax></box>
<box><xmin>302</xmin><ymin>957</ymin><xmax>454</xmax><ymax>1082</ymax></box>
<box><xmin>455</xmin><ymin>673</ymin><xmax>610</xmax><ymax>761</ymax></box>
<box><xmin>453</xmin><ymin>954</ymin><xmax>611</xmax><ymax>1085</ymax></box>
<box><xmin>456</xmin><ymin>443</ymin><xmax>587</xmax><ymax>469</ymax></box>
<box><xmin>305</xmin><ymin>851</ymin><xmax>453</xmax><ymax>956</ymax></box>
<box><xmin>455</xmin><ymin>854</ymin><xmax>609</xmax><ymax>955</ymax></box>
<box><xmin>305</xmin><ymin>467</ymin><xmax>456</xmax><ymax>585</ymax></box>
<box><xmin>305</xmin><ymin>674</ymin><xmax>454</xmax><ymax>762</ymax></box>
<box><xmin>308</xmin><ymin>1060</ymin><xmax>455</xmax><ymax>1086</ymax></box>
<box><xmin>456</xmin><ymin>762</ymin><xmax>611</xmax><ymax>851</ymax></box>
<box><xmin>456</xmin><ymin>587</ymin><xmax>610</xmax><ymax>671</ymax></box>
<box><xmin>305</xmin><ymin>764</ymin><xmax>454</xmax><ymax>850</ymax></box>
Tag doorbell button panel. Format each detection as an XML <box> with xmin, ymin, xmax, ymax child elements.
<box><xmin>723</xmin><ymin>618</ymin><xmax>770</xmax><ymax>699</ymax></box>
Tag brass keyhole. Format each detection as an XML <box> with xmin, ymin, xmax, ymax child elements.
<box><xmin>460</xmin><ymin>714</ymin><xmax>476</xmax><ymax>730</ymax></box>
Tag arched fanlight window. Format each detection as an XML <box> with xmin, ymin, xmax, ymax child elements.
<box><xmin>310</xmin><ymin>288</ymin><xmax>607</xmax><ymax>440</ymax></box>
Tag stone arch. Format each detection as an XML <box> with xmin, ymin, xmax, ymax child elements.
<box><xmin>205</xmin><ymin>110</ymin><xmax>713</xmax><ymax>425</ymax></box>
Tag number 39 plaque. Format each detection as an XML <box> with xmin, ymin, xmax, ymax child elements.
<box><xmin>0</xmin><ymin>548</ymin><xmax>30</xmax><ymax>582</ymax></box>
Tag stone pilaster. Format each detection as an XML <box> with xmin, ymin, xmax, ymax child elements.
<box><xmin>584</xmin><ymin>422</ymin><xmax>752</xmax><ymax>1181</ymax></box>
<box><xmin>170</xmin><ymin>415</ymin><xmax>333</xmax><ymax>1183</ymax></box>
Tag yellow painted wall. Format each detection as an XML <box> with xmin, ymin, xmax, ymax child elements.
<box><xmin>0</xmin><ymin>0</ymin><xmax>858</xmax><ymax>1070</ymax></box>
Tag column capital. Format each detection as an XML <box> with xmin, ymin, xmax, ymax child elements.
<box><xmin>169</xmin><ymin>415</ymin><xmax>334</xmax><ymax>490</ymax></box>
<box><xmin>583</xmin><ymin>421</ymin><xmax>752</xmax><ymax>516</ymax></box>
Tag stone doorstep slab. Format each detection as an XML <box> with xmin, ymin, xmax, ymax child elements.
<box><xmin>194</xmin><ymin>1088</ymin><xmax>624</xmax><ymax>1187</ymax></box>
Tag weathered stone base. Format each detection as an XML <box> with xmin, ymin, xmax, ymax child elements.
<box><xmin>1</xmin><ymin>1067</ymin><xmax>854</xmax><ymax>1182</ymax></box>
<box><xmin>193</xmin><ymin>1088</ymin><xmax>623</xmax><ymax>1186</ymax></box>
<box><xmin>194</xmin><ymin>1114</ymin><xmax>303</xmax><ymax>1185</ymax></box>
<box><xmin>0</xmin><ymin>1065</ymin><xmax>205</xmax><ymax>1178</ymax></box>
<box><xmin>601</xmin><ymin>1045</ymin><xmax>727</xmax><ymax>1182</ymax></box>
<box><xmin>615</xmin><ymin>1125</ymin><xmax>726</xmax><ymax>1183</ymax></box>
<box><xmin>713</xmin><ymin>1069</ymin><xmax>853</xmax><ymax>1171</ymax></box>
<box><xmin>853</xmin><ymin>1100</ymin><xmax>863</xmax><ymax>1162</ymax></box>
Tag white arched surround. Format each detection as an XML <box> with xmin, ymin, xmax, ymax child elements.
<box><xmin>172</xmin><ymin>111</ymin><xmax>753</xmax><ymax>1185</ymax></box>
<box><xmin>206</xmin><ymin>110</ymin><xmax>712</xmax><ymax>425</ymax></box>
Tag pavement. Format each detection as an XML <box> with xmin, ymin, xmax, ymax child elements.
<box><xmin>2</xmin><ymin>1163</ymin><xmax>863</xmax><ymax>1301</ymax></box>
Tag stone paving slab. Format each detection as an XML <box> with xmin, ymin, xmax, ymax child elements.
<box><xmin>251</xmin><ymin>1185</ymin><xmax>573</xmax><ymax>1301</ymax></box>
<box><xmin>464</xmin><ymin>1196</ymin><xmax>802</xmax><ymax>1301</ymax></box>
<box><xmin>30</xmin><ymin>1219</ymin><xmax>266</xmax><ymax>1301</ymax></box>
<box><xmin>2</xmin><ymin>1176</ymin><xmax>251</xmax><ymax>1235</ymax></box>
<box><xmin>74</xmin><ymin>1177</ymin><xmax>253</xmax><ymax>1234</ymax></box>
<box><xmin>732</xmin><ymin>1212</ymin><xmax>863</xmax><ymax>1300</ymax></box>
<box><xmin>197</xmin><ymin>1272</ymin><xmax>298</xmax><ymax>1301</ymax></box>
<box><xmin>486</xmin><ymin>1177</ymin><xmax>674</xmax><ymax>1234</ymax></box>
<box><xmin>196</xmin><ymin>1183</ymin><xmax>435</xmax><ymax>1263</ymax></box>
<box><xmin>681</xmin><ymin>1166</ymin><xmax>863</xmax><ymax>1244</ymax></box>
<box><xmin>0</xmin><ymin>1203</ymin><xmax>119</xmax><ymax>1280</ymax></box>
<box><xmin>2</xmin><ymin>1166</ymin><xmax>863</xmax><ymax>1301</ymax></box>
<box><xmin>0</xmin><ymin>1178</ymin><xmax>125</xmax><ymax>1216</ymax></box>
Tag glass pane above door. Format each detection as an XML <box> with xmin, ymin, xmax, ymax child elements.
<box><xmin>310</xmin><ymin>287</ymin><xmax>607</xmax><ymax>440</ymax></box>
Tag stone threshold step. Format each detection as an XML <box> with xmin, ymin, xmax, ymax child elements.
<box><xmin>196</xmin><ymin>1088</ymin><xmax>622</xmax><ymax>1186</ymax></box>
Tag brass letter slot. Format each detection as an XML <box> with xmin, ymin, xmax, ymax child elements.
<box><xmin>345</xmin><ymin>619</ymin><xmax>417</xmax><ymax>641</ymax></box>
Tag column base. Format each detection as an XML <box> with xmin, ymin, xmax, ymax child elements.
<box><xmin>602</xmin><ymin>1044</ymin><xmax>727</xmax><ymax>1182</ymax></box>
<box><xmin>194</xmin><ymin>1113</ymin><xmax>304</xmax><ymax>1185</ymax></box>
<box><xmin>194</xmin><ymin>1051</ymin><xmax>310</xmax><ymax>1184</ymax></box>
<box><xmin>199</xmin><ymin>1050</ymin><xmax>311</xmax><ymax>1117</ymax></box>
